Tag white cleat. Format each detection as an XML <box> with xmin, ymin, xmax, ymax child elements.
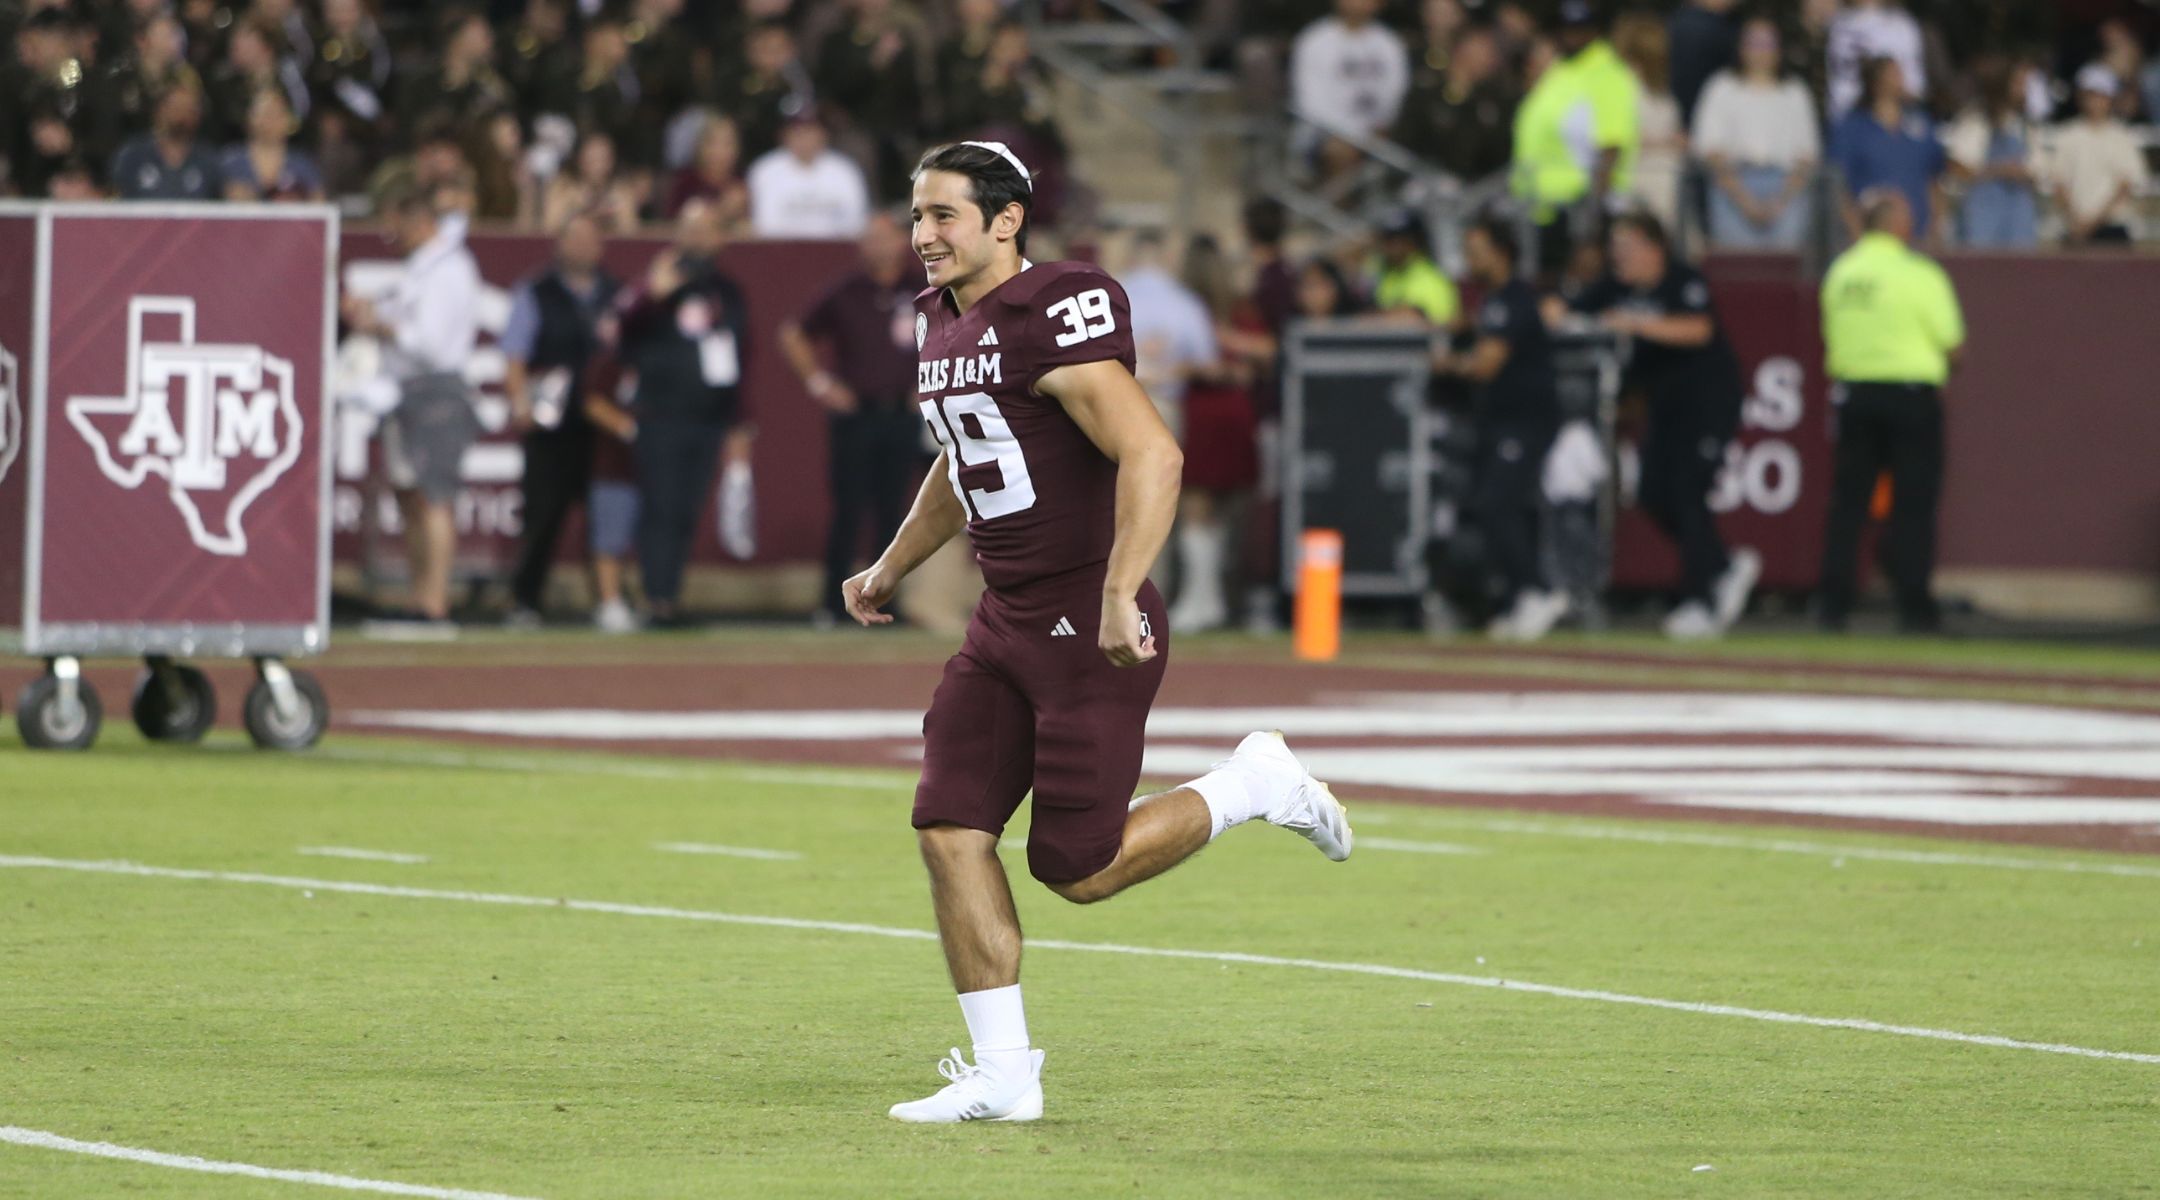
<box><xmin>1225</xmin><ymin>731</ymin><xmax>1353</xmax><ymax>861</ymax></box>
<box><xmin>887</xmin><ymin>1048</ymin><xmax>1044</xmax><ymax>1124</ymax></box>
<box><xmin>1713</xmin><ymin>547</ymin><xmax>1762</xmax><ymax>629</ymax></box>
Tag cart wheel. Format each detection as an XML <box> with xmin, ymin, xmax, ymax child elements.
<box><xmin>132</xmin><ymin>663</ymin><xmax>218</xmax><ymax>744</ymax></box>
<box><xmin>17</xmin><ymin>674</ymin><xmax>104</xmax><ymax>751</ymax></box>
<box><xmin>243</xmin><ymin>669</ymin><xmax>328</xmax><ymax>751</ymax></box>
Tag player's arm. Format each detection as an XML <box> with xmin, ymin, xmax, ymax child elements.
<box><xmin>1036</xmin><ymin>358</ymin><xmax>1183</xmax><ymax>667</ymax></box>
<box><xmin>843</xmin><ymin>451</ymin><xmax>966</xmax><ymax>627</ymax></box>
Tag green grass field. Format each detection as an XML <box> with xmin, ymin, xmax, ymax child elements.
<box><xmin>4</xmin><ymin>720</ymin><xmax>2157</xmax><ymax>1199</ymax></box>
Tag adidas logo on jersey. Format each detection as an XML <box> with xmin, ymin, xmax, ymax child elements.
<box><xmin>978</xmin><ymin>328</ymin><xmax>1000</xmax><ymax>347</ymax></box>
<box><xmin>1050</xmin><ymin>617</ymin><xmax>1077</xmax><ymax>637</ymax></box>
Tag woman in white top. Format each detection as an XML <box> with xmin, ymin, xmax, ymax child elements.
<box><xmin>1692</xmin><ymin>17</ymin><xmax>1820</xmax><ymax>250</ymax></box>
<box><xmin>1943</xmin><ymin>55</ymin><xmax>2040</xmax><ymax>248</ymax></box>
<box><xmin>1615</xmin><ymin>12</ymin><xmax>1683</xmax><ymax>230</ymax></box>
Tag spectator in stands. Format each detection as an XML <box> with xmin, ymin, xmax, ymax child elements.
<box><xmin>497</xmin><ymin>0</ymin><xmax>575</xmax><ymax>123</ymax></box>
<box><xmin>469</xmin><ymin>108</ymin><xmax>538</xmax><ymax>224</ymax></box>
<box><xmin>814</xmin><ymin>0</ymin><xmax>927</xmax><ymax>200</ymax></box>
<box><xmin>220</xmin><ymin>87</ymin><xmax>324</xmax><ymax>201</ymax></box>
<box><xmin>400</xmin><ymin>7</ymin><xmax>513</xmax><ymax>136</ymax></box>
<box><xmin>719</xmin><ymin>20</ymin><xmax>817</xmax><ymax>163</ymax></box>
<box><xmin>251</xmin><ymin>0</ymin><xmax>313</xmax><ymax>68</ymax></box>
<box><xmin>1168</xmin><ymin>234</ymin><xmax>1266</xmax><ymax>635</ymax></box>
<box><xmin>501</xmin><ymin>211</ymin><xmax>618</xmax><ymax>628</ymax></box>
<box><xmin>2048</xmin><ymin>65</ymin><xmax>2150</xmax><ymax>246</ymax></box>
<box><xmin>778</xmin><ymin>211</ymin><xmax>925</xmax><ymax>628</ymax></box>
<box><xmin>1391</xmin><ymin>19</ymin><xmax>1514</xmax><ymax>183</ymax></box>
<box><xmin>1830</xmin><ymin>57</ymin><xmax>1946</xmax><ymax>245</ymax></box>
<box><xmin>5</xmin><ymin>9</ymin><xmax>88</xmax><ymax>193</ymax></box>
<box><xmin>540</xmin><ymin>129</ymin><xmax>644</xmax><ymax>234</ymax></box>
<box><xmin>1693</xmin><ymin>16</ymin><xmax>1820</xmax><ymax>250</ymax></box>
<box><xmin>87</xmin><ymin>10</ymin><xmax>197</xmax><ymax>171</ymax></box>
<box><xmin>1293</xmin><ymin>258</ymin><xmax>1362</xmax><ymax>323</ymax></box>
<box><xmin>1405</xmin><ymin>0</ymin><xmax>1470</xmax><ymax>90</ymax></box>
<box><xmin>1666</xmin><ymin>0</ymin><xmax>1738</xmax><ymax>129</ymax></box>
<box><xmin>748</xmin><ymin>110</ymin><xmax>871</xmax><ymax>239</ymax></box>
<box><xmin>1826</xmin><ymin>0</ymin><xmax>1925</xmax><ymax>121</ymax></box>
<box><xmin>207</xmin><ymin>18</ymin><xmax>308</xmax><ymax>147</ymax></box>
<box><xmin>665</xmin><ymin>114</ymin><xmax>751</xmax><ymax>226</ymax></box>
<box><xmin>1245</xmin><ymin>199</ymin><xmax>1299</xmax><ymax>342</ymax></box>
<box><xmin>1817</xmin><ymin>188</ymin><xmax>1962</xmax><ymax>634</ymax></box>
<box><xmin>1121</xmin><ymin>228</ymin><xmax>1218</xmax><ymax>443</ymax></box>
<box><xmin>1289</xmin><ymin>0</ymin><xmax>1411</xmax><ymax>179</ymax></box>
<box><xmin>541</xmin><ymin>13</ymin><xmax>639</xmax><ymax>159</ymax></box>
<box><xmin>937</xmin><ymin>0</ymin><xmax>1004</xmax><ymax>123</ymax></box>
<box><xmin>1371</xmin><ymin>209</ymin><xmax>1459</xmax><ymax>328</ymax></box>
<box><xmin>343</xmin><ymin>181</ymin><xmax>485</xmax><ymax>628</ymax></box>
<box><xmin>1615</xmin><ymin>12</ymin><xmax>1683</xmax><ymax>229</ymax></box>
<box><xmin>113</xmin><ymin>82</ymin><xmax>221</xmax><ymax>200</ymax></box>
<box><xmin>622</xmin><ymin>0</ymin><xmax>700</xmax><ymax>169</ymax></box>
<box><xmin>307</xmin><ymin>0</ymin><xmax>393</xmax><ymax>146</ymax></box>
<box><xmin>616</xmin><ymin>199</ymin><xmax>754</xmax><ymax>625</ymax></box>
<box><xmin>1944</xmin><ymin>54</ymin><xmax>2040</xmax><ymax>248</ymax></box>
<box><xmin>2094</xmin><ymin>18</ymin><xmax>2146</xmax><ymax>122</ymax></box>
<box><xmin>942</xmin><ymin>22</ymin><xmax>1074</xmax><ymax>224</ymax></box>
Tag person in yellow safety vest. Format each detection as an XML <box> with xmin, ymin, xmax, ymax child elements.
<box><xmin>1511</xmin><ymin>1</ymin><xmax>1641</xmax><ymax>268</ymax></box>
<box><xmin>1815</xmin><ymin>187</ymin><xmax>1964</xmax><ymax>634</ymax></box>
<box><xmin>1371</xmin><ymin>209</ymin><xmax>1460</xmax><ymax>327</ymax></box>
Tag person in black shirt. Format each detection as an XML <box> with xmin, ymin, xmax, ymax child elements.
<box><xmin>1559</xmin><ymin>212</ymin><xmax>1758</xmax><ymax>638</ymax></box>
<box><xmin>1435</xmin><ymin>216</ymin><xmax>1568</xmax><ymax>641</ymax></box>
<box><xmin>615</xmin><ymin>199</ymin><xmax>753</xmax><ymax>626</ymax></box>
<box><xmin>778</xmin><ymin>212</ymin><xmax>927</xmax><ymax>628</ymax></box>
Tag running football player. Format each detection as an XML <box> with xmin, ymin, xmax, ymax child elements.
<box><xmin>843</xmin><ymin>141</ymin><xmax>1353</xmax><ymax>1124</ymax></box>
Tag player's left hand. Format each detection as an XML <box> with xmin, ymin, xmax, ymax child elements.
<box><xmin>1099</xmin><ymin>594</ymin><xmax>1156</xmax><ymax>667</ymax></box>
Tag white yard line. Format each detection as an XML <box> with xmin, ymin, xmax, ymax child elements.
<box><xmin>653</xmin><ymin>842</ymin><xmax>803</xmax><ymax>861</ymax></box>
<box><xmin>1358</xmin><ymin>838</ymin><xmax>1484</xmax><ymax>855</ymax></box>
<box><xmin>0</xmin><ymin>1125</ymin><xmax>540</xmax><ymax>1200</ymax></box>
<box><xmin>297</xmin><ymin>847</ymin><xmax>430</xmax><ymax>865</ymax></box>
<box><xmin>1412</xmin><ymin>817</ymin><xmax>2160</xmax><ymax>880</ymax></box>
<box><xmin>3</xmin><ymin>853</ymin><xmax>2153</xmax><ymax>1067</ymax></box>
<box><xmin>313</xmin><ymin>746</ymin><xmax>910</xmax><ymax>790</ymax></box>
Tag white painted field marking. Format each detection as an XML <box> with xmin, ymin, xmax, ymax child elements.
<box><xmin>312</xmin><ymin>745</ymin><xmax>911</xmax><ymax>790</ymax></box>
<box><xmin>1403</xmin><ymin>817</ymin><xmax>2160</xmax><ymax>880</ymax></box>
<box><xmin>728</xmin><ymin>767</ymin><xmax>906</xmax><ymax>791</ymax></box>
<box><xmin>1359</xmin><ymin>838</ymin><xmax>1484</xmax><ymax>856</ymax></box>
<box><xmin>4</xmin><ymin>854</ymin><xmax>2154</xmax><ymax>1066</ymax></box>
<box><xmin>0</xmin><ymin>1125</ymin><xmax>541</xmax><ymax>1200</ymax></box>
<box><xmin>298</xmin><ymin>847</ymin><xmax>429</xmax><ymax>865</ymax></box>
<box><xmin>653</xmin><ymin>842</ymin><xmax>803</xmax><ymax>861</ymax></box>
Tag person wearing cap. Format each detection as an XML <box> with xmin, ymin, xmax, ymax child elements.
<box><xmin>1511</xmin><ymin>3</ymin><xmax>1641</xmax><ymax>270</ymax></box>
<box><xmin>1372</xmin><ymin>210</ymin><xmax>1460</xmax><ymax>327</ymax></box>
<box><xmin>1816</xmin><ymin>188</ymin><xmax>1964</xmax><ymax>633</ymax></box>
<box><xmin>747</xmin><ymin>108</ymin><xmax>872</xmax><ymax>240</ymax></box>
<box><xmin>2046</xmin><ymin>64</ymin><xmax>2150</xmax><ymax>246</ymax></box>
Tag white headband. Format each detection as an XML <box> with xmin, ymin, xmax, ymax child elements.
<box><xmin>961</xmin><ymin>140</ymin><xmax>1033</xmax><ymax>191</ymax></box>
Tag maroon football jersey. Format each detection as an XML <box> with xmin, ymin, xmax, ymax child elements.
<box><xmin>914</xmin><ymin>260</ymin><xmax>1139</xmax><ymax>592</ymax></box>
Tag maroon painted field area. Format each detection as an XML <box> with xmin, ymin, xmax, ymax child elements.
<box><xmin>25</xmin><ymin>632</ymin><xmax>2160</xmax><ymax>857</ymax></box>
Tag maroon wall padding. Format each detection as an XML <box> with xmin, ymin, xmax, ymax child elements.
<box><xmin>0</xmin><ymin>214</ymin><xmax>34</xmax><ymax>627</ymax></box>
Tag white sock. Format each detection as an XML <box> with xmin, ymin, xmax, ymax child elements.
<box><xmin>1184</xmin><ymin>762</ymin><xmax>1270</xmax><ymax>840</ymax></box>
<box><xmin>957</xmin><ymin>984</ymin><xmax>1032</xmax><ymax>1083</ymax></box>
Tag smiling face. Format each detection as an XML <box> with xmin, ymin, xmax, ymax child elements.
<box><xmin>909</xmin><ymin>168</ymin><xmax>1022</xmax><ymax>293</ymax></box>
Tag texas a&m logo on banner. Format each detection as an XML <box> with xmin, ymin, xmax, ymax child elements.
<box><xmin>0</xmin><ymin>341</ymin><xmax>19</xmax><ymax>486</ymax></box>
<box><xmin>63</xmin><ymin>296</ymin><xmax>303</xmax><ymax>556</ymax></box>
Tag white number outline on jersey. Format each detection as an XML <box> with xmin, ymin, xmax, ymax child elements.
<box><xmin>1047</xmin><ymin>288</ymin><xmax>1116</xmax><ymax>348</ymax></box>
<box><xmin>920</xmin><ymin>391</ymin><xmax>1039</xmax><ymax>521</ymax></box>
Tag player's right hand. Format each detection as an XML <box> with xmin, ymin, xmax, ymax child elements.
<box><xmin>842</xmin><ymin>563</ymin><xmax>900</xmax><ymax>626</ymax></box>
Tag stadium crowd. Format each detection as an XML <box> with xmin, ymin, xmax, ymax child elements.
<box><xmin>3</xmin><ymin>0</ymin><xmax>2150</xmax><ymax>641</ymax></box>
<box><xmin>4</xmin><ymin>0</ymin><xmax>2154</xmax><ymax>249</ymax></box>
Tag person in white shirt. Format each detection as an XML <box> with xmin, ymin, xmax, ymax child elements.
<box><xmin>1824</xmin><ymin>0</ymin><xmax>1924</xmax><ymax>120</ymax></box>
<box><xmin>1693</xmin><ymin>16</ymin><xmax>1820</xmax><ymax>248</ymax></box>
<box><xmin>1289</xmin><ymin>0</ymin><xmax>1409</xmax><ymax>174</ymax></box>
<box><xmin>340</xmin><ymin>182</ymin><xmax>483</xmax><ymax>624</ymax></box>
<box><xmin>747</xmin><ymin>111</ymin><xmax>872</xmax><ymax>239</ymax></box>
<box><xmin>2046</xmin><ymin>64</ymin><xmax>2150</xmax><ymax>246</ymax></box>
<box><xmin>1118</xmin><ymin>230</ymin><xmax>1217</xmax><ymax>611</ymax></box>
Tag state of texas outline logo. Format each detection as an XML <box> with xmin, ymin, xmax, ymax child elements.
<box><xmin>64</xmin><ymin>296</ymin><xmax>303</xmax><ymax>557</ymax></box>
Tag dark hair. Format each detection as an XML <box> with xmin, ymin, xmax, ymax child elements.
<box><xmin>440</xmin><ymin>5</ymin><xmax>486</xmax><ymax>42</ymax></box>
<box><xmin>1608</xmin><ymin>211</ymin><xmax>1670</xmax><ymax>252</ymax></box>
<box><xmin>1297</xmin><ymin>258</ymin><xmax>1358</xmax><ymax>317</ymax></box>
<box><xmin>1244</xmin><ymin>198</ymin><xmax>1287</xmax><ymax>248</ymax></box>
<box><xmin>913</xmin><ymin>141</ymin><xmax>1034</xmax><ymax>256</ymax></box>
<box><xmin>1863</xmin><ymin>55</ymin><xmax>1903</xmax><ymax>104</ymax></box>
<box><xmin>1467</xmin><ymin>214</ymin><xmax>1520</xmax><ymax>266</ymax></box>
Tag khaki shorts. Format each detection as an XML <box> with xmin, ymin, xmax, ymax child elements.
<box><xmin>383</xmin><ymin>372</ymin><xmax>479</xmax><ymax>504</ymax></box>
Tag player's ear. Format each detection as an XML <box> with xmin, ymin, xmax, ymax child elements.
<box><xmin>993</xmin><ymin>201</ymin><xmax>1024</xmax><ymax>245</ymax></box>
